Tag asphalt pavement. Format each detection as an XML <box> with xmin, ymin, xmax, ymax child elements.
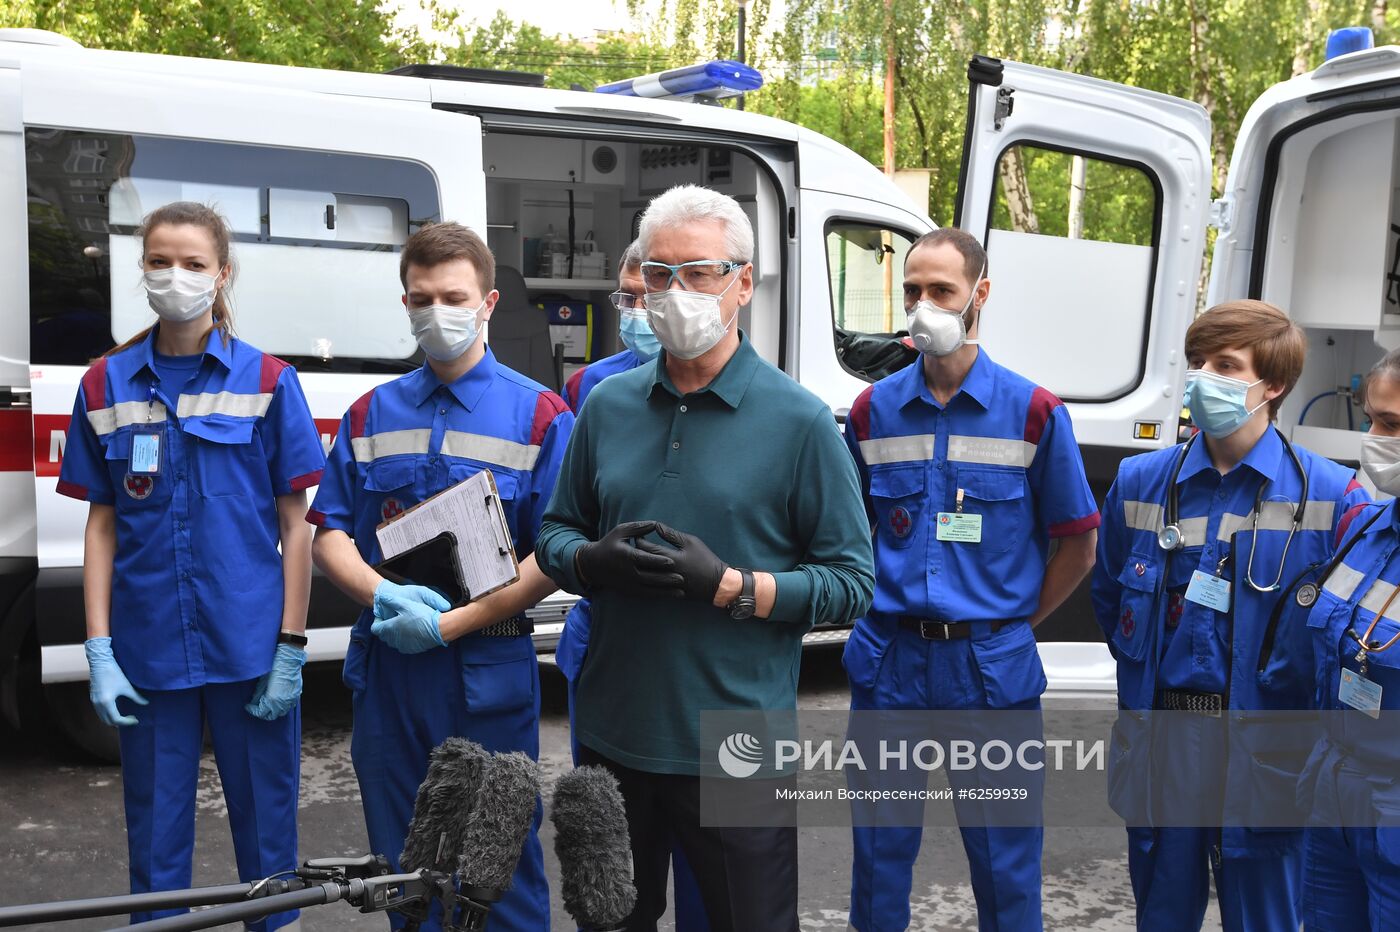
<box><xmin>0</xmin><ymin>648</ymin><xmax>1221</xmax><ymax>931</ymax></box>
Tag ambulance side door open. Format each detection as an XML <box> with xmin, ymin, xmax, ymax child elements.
<box><xmin>21</xmin><ymin>55</ymin><xmax>485</xmax><ymax>680</ymax></box>
<box><xmin>954</xmin><ymin>56</ymin><xmax>1214</xmax><ymax>473</ymax></box>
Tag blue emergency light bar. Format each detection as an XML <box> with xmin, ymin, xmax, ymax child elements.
<box><xmin>594</xmin><ymin>60</ymin><xmax>763</xmax><ymax>100</ymax></box>
<box><xmin>1324</xmin><ymin>26</ymin><xmax>1375</xmax><ymax>61</ymax></box>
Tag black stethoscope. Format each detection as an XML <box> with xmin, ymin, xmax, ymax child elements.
<box><xmin>1253</xmin><ymin>503</ymin><xmax>1387</xmax><ymax>675</ymax></box>
<box><xmin>1157</xmin><ymin>427</ymin><xmax>1309</xmax><ymax>593</ymax></box>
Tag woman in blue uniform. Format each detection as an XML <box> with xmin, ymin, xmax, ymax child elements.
<box><xmin>57</xmin><ymin>201</ymin><xmax>325</xmax><ymax>930</ymax></box>
<box><xmin>1300</xmin><ymin>347</ymin><xmax>1400</xmax><ymax>930</ymax></box>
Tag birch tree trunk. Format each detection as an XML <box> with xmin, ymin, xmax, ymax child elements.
<box><xmin>998</xmin><ymin>147</ymin><xmax>1040</xmax><ymax>234</ymax></box>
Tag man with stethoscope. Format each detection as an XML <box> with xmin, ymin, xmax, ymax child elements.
<box><xmin>1092</xmin><ymin>300</ymin><xmax>1369</xmax><ymax>931</ymax></box>
<box><xmin>1295</xmin><ymin>346</ymin><xmax>1400</xmax><ymax>930</ymax></box>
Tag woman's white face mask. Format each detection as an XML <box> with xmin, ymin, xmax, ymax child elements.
<box><xmin>1362</xmin><ymin>433</ymin><xmax>1400</xmax><ymax>496</ymax></box>
<box><xmin>144</xmin><ymin>267</ymin><xmax>221</xmax><ymax>322</ymax></box>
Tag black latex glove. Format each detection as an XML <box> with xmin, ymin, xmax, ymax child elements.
<box><xmin>635</xmin><ymin>523</ymin><xmax>729</xmax><ymax>603</ymax></box>
<box><xmin>576</xmin><ymin>520</ymin><xmax>684</xmax><ymax>595</ymax></box>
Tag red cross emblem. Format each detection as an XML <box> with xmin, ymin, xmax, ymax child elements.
<box><xmin>124</xmin><ymin>474</ymin><xmax>153</xmax><ymax>500</ymax></box>
<box><xmin>1120</xmin><ymin>606</ymin><xmax>1136</xmax><ymax>637</ymax></box>
<box><xmin>381</xmin><ymin>497</ymin><xmax>404</xmax><ymax>522</ymax></box>
<box><xmin>1167</xmin><ymin>591</ymin><xmax>1185</xmax><ymax>628</ymax></box>
<box><xmin>557</xmin><ymin>306</ymin><xmax>573</xmax><ymax>320</ymax></box>
<box><xmin>890</xmin><ymin>506</ymin><xmax>912</xmax><ymax>538</ymax></box>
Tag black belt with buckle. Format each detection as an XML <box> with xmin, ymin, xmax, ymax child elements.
<box><xmin>1156</xmin><ymin>688</ymin><xmax>1224</xmax><ymax>717</ymax></box>
<box><xmin>478</xmin><ymin>615</ymin><xmax>534</xmax><ymax>638</ymax></box>
<box><xmin>898</xmin><ymin>618</ymin><xmax>1012</xmax><ymax>641</ymax></box>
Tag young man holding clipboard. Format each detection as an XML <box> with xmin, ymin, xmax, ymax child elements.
<box><xmin>308</xmin><ymin>222</ymin><xmax>572</xmax><ymax>931</ymax></box>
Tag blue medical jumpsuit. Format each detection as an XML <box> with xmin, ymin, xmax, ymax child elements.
<box><xmin>559</xmin><ymin>346</ymin><xmax>709</xmax><ymax>932</ymax></box>
<box><xmin>842</xmin><ymin>352</ymin><xmax>1100</xmax><ymax>932</ymax></box>
<box><xmin>1298</xmin><ymin>496</ymin><xmax>1400</xmax><ymax>930</ymax></box>
<box><xmin>309</xmin><ymin>348</ymin><xmax>569</xmax><ymax>931</ymax></box>
<box><xmin>58</xmin><ymin>327</ymin><xmax>325</xmax><ymax>930</ymax></box>
<box><xmin>1092</xmin><ymin>427</ymin><xmax>1367</xmax><ymax>932</ymax></box>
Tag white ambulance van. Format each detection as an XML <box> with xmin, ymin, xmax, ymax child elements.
<box><xmin>1</xmin><ymin>26</ymin><xmax>1394</xmax><ymax>755</ymax></box>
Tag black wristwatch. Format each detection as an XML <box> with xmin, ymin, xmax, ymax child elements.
<box><xmin>277</xmin><ymin>630</ymin><xmax>308</xmax><ymax>648</ymax></box>
<box><xmin>726</xmin><ymin>568</ymin><xmax>757</xmax><ymax>620</ymax></box>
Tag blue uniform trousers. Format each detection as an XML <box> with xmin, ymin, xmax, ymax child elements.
<box><xmin>1126</xmin><ymin>827</ymin><xmax>1298</xmax><ymax>931</ymax></box>
<box><xmin>558</xmin><ymin>600</ymin><xmax>710</xmax><ymax>932</ymax></box>
<box><xmin>117</xmin><ymin>679</ymin><xmax>300</xmax><ymax>930</ymax></box>
<box><xmin>350</xmin><ymin>631</ymin><xmax>549</xmax><ymax>931</ymax></box>
<box><xmin>1302</xmin><ymin>826</ymin><xmax>1400</xmax><ymax>931</ymax></box>
<box><xmin>847</xmin><ymin>624</ymin><xmax>1044</xmax><ymax>932</ymax></box>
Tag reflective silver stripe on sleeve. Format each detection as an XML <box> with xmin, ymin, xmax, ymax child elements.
<box><xmin>86</xmin><ymin>400</ymin><xmax>168</xmax><ymax>436</ymax></box>
<box><xmin>1215</xmin><ymin>500</ymin><xmax>1336</xmax><ymax>540</ymax></box>
<box><xmin>1324</xmin><ymin>562</ymin><xmax>1367</xmax><ymax>602</ymax></box>
<box><xmin>947</xmin><ymin>434</ymin><xmax>1036</xmax><ymax>468</ymax></box>
<box><xmin>176</xmin><ymin>391</ymin><xmax>273</xmax><ymax>420</ymax></box>
<box><xmin>350</xmin><ymin>428</ymin><xmax>433</xmax><ymax>463</ymax></box>
<box><xmin>441</xmin><ymin>431</ymin><xmax>541</xmax><ymax>471</ymax></box>
<box><xmin>857</xmin><ymin>434</ymin><xmax>935</xmax><ymax>466</ymax></box>
<box><xmin>1357</xmin><ymin>578</ymin><xmax>1400</xmax><ymax>623</ymax></box>
<box><xmin>1122</xmin><ymin>499</ymin><xmax>1206</xmax><ymax>546</ymax></box>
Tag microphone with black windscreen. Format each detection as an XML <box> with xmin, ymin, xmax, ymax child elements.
<box><xmin>401</xmin><ymin>737</ymin><xmax>491</xmax><ymax>873</ymax></box>
<box><xmin>551</xmin><ymin>765</ymin><xmax>638</xmax><ymax>931</ymax></box>
<box><xmin>456</xmin><ymin>750</ymin><xmax>542</xmax><ymax>906</ymax></box>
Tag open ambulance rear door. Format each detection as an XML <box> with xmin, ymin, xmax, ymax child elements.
<box><xmin>955</xmin><ymin>55</ymin><xmax>1214</xmax><ymax>477</ymax></box>
<box><xmin>952</xmin><ymin>56</ymin><xmax>1214</xmax><ymax>691</ymax></box>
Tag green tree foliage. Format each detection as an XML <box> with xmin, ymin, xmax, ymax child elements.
<box><xmin>7</xmin><ymin>0</ymin><xmax>1398</xmax><ymax>232</ymax></box>
<box><xmin>0</xmin><ymin>0</ymin><xmax>420</xmax><ymax>70</ymax></box>
<box><xmin>745</xmin><ymin>0</ymin><xmax>1399</xmax><ymax>225</ymax></box>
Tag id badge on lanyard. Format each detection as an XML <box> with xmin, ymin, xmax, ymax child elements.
<box><xmin>129</xmin><ymin>385</ymin><xmax>162</xmax><ymax>476</ymax></box>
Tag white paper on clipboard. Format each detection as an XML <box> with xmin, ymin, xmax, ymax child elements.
<box><xmin>375</xmin><ymin>469</ymin><xmax>519</xmax><ymax>600</ymax></box>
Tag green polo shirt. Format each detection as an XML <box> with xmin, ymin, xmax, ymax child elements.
<box><xmin>537</xmin><ymin>332</ymin><xmax>875</xmax><ymax>775</ymax></box>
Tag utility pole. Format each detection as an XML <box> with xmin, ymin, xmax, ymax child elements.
<box><xmin>737</xmin><ymin>0</ymin><xmax>749</xmax><ymax>110</ymax></box>
<box><xmin>883</xmin><ymin>0</ymin><xmax>895</xmax><ymax>177</ymax></box>
<box><xmin>882</xmin><ymin>0</ymin><xmax>896</xmax><ymax>329</ymax></box>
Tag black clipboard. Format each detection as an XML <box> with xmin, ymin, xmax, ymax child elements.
<box><xmin>373</xmin><ymin>531</ymin><xmax>471</xmax><ymax>608</ymax></box>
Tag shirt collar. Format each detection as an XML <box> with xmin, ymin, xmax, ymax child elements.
<box><xmin>648</xmin><ymin>331</ymin><xmax>760</xmax><ymax>409</ymax></box>
<box><xmin>1177</xmin><ymin>424</ymin><xmax>1285</xmax><ymax>485</ymax></box>
<box><xmin>411</xmin><ymin>347</ymin><xmax>499</xmax><ymax>411</ymax></box>
<box><xmin>130</xmin><ymin>324</ymin><xmax>232</xmax><ymax>383</ymax></box>
<box><xmin>897</xmin><ymin>348</ymin><xmax>996</xmax><ymax>412</ymax></box>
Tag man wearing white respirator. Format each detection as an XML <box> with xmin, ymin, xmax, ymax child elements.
<box><xmin>310</xmin><ymin>222</ymin><xmax>569</xmax><ymax>930</ymax></box>
<box><xmin>842</xmin><ymin>228</ymin><xmax>1100</xmax><ymax>932</ymax></box>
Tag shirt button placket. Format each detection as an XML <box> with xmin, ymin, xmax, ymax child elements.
<box><xmin>169</xmin><ymin>423</ymin><xmax>202</xmax><ymax>674</ymax></box>
<box><xmin>668</xmin><ymin>401</ymin><xmax>686</xmax><ymax>467</ymax></box>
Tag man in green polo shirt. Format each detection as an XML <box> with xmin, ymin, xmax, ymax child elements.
<box><xmin>537</xmin><ymin>183</ymin><xmax>874</xmax><ymax>931</ymax></box>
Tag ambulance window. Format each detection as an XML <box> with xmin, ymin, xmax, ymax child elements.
<box><xmin>826</xmin><ymin>221</ymin><xmax>920</xmax><ymax>382</ymax></box>
<box><xmin>981</xmin><ymin>143</ymin><xmax>1160</xmax><ymax>401</ymax></box>
<box><xmin>25</xmin><ymin>129</ymin><xmax>440</xmax><ymax>372</ymax></box>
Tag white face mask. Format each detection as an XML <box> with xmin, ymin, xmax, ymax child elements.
<box><xmin>144</xmin><ymin>267</ymin><xmax>220</xmax><ymax>323</ymax></box>
<box><xmin>644</xmin><ymin>270</ymin><xmax>743</xmax><ymax>361</ymax></box>
<box><xmin>905</xmin><ymin>267</ymin><xmax>985</xmax><ymax>357</ymax></box>
<box><xmin>1361</xmin><ymin>434</ymin><xmax>1400</xmax><ymax>497</ymax></box>
<box><xmin>409</xmin><ymin>301</ymin><xmax>485</xmax><ymax>362</ymax></box>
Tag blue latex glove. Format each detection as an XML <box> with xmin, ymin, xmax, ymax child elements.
<box><xmin>371</xmin><ymin>580</ymin><xmax>450</xmax><ymax>654</ymax></box>
<box><xmin>84</xmin><ymin>637</ymin><xmax>148</xmax><ymax>727</ymax></box>
<box><xmin>245</xmin><ymin>643</ymin><xmax>307</xmax><ymax>720</ymax></box>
